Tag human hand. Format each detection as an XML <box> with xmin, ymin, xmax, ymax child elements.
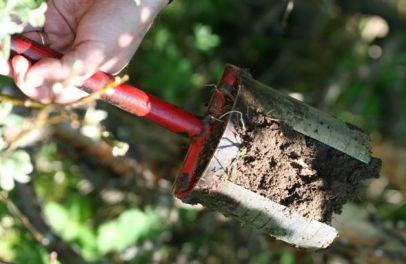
<box><xmin>0</xmin><ymin>0</ymin><xmax>169</xmax><ymax>104</ymax></box>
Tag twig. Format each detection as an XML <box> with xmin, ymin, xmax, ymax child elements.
<box><xmin>3</xmin><ymin>75</ymin><xmax>129</xmax><ymax>153</ymax></box>
<box><xmin>0</xmin><ymin>191</ymin><xmax>46</xmax><ymax>244</ymax></box>
<box><xmin>52</xmin><ymin>123</ymin><xmax>147</xmax><ymax>180</ymax></box>
<box><xmin>67</xmin><ymin>75</ymin><xmax>129</xmax><ymax>109</ymax></box>
<box><xmin>281</xmin><ymin>0</ymin><xmax>294</xmax><ymax>27</ymax></box>
<box><xmin>4</xmin><ymin>105</ymin><xmax>54</xmax><ymax>154</ymax></box>
<box><xmin>14</xmin><ymin>181</ymin><xmax>86</xmax><ymax>264</ymax></box>
<box><xmin>204</xmin><ymin>84</ymin><xmax>217</xmax><ymax>89</ymax></box>
<box><xmin>219</xmin><ymin>110</ymin><xmax>246</xmax><ymax>130</ymax></box>
<box><xmin>0</xmin><ymin>94</ymin><xmax>45</xmax><ymax>108</ymax></box>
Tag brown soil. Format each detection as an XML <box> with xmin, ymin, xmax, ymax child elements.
<box><xmin>229</xmin><ymin>113</ymin><xmax>381</xmax><ymax>222</ymax></box>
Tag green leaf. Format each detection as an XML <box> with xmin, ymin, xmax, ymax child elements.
<box><xmin>0</xmin><ymin>150</ymin><xmax>33</xmax><ymax>190</ymax></box>
<box><xmin>97</xmin><ymin>209</ymin><xmax>161</xmax><ymax>254</ymax></box>
<box><xmin>44</xmin><ymin>201</ymin><xmax>99</xmax><ymax>261</ymax></box>
<box><xmin>0</xmin><ymin>102</ymin><xmax>13</xmax><ymax>124</ymax></box>
<box><xmin>194</xmin><ymin>23</ymin><xmax>220</xmax><ymax>52</ymax></box>
<box><xmin>44</xmin><ymin>202</ymin><xmax>70</xmax><ymax>233</ymax></box>
<box><xmin>280</xmin><ymin>252</ymin><xmax>295</xmax><ymax>264</ymax></box>
<box><xmin>0</xmin><ymin>35</ymin><xmax>10</xmax><ymax>59</ymax></box>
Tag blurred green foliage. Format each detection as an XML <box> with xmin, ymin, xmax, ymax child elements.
<box><xmin>0</xmin><ymin>0</ymin><xmax>46</xmax><ymax>57</ymax></box>
<box><xmin>0</xmin><ymin>0</ymin><xmax>405</xmax><ymax>263</ymax></box>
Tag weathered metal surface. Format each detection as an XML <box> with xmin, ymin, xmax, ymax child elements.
<box><xmin>218</xmin><ymin>181</ymin><xmax>338</xmax><ymax>249</ymax></box>
<box><xmin>238</xmin><ymin>73</ymin><xmax>371</xmax><ymax>164</ymax></box>
<box><xmin>189</xmin><ymin>115</ymin><xmax>338</xmax><ymax>249</ymax></box>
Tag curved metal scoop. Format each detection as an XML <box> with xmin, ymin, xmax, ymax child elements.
<box><xmin>175</xmin><ymin>65</ymin><xmax>373</xmax><ymax>248</ymax></box>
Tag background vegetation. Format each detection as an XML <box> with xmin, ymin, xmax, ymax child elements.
<box><xmin>0</xmin><ymin>0</ymin><xmax>405</xmax><ymax>263</ymax></box>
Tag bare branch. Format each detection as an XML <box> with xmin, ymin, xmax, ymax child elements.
<box><xmin>67</xmin><ymin>75</ymin><xmax>129</xmax><ymax>109</ymax></box>
<box><xmin>0</xmin><ymin>94</ymin><xmax>45</xmax><ymax>108</ymax></box>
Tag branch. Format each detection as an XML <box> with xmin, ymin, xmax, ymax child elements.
<box><xmin>52</xmin><ymin>122</ymin><xmax>172</xmax><ymax>207</ymax></box>
<box><xmin>52</xmin><ymin>123</ymin><xmax>171</xmax><ymax>190</ymax></box>
<box><xmin>4</xmin><ymin>105</ymin><xmax>54</xmax><ymax>154</ymax></box>
<box><xmin>67</xmin><ymin>75</ymin><xmax>129</xmax><ymax>109</ymax></box>
<box><xmin>0</xmin><ymin>94</ymin><xmax>45</xmax><ymax>108</ymax></box>
<box><xmin>0</xmin><ymin>191</ymin><xmax>46</xmax><ymax>243</ymax></box>
<box><xmin>0</xmin><ymin>189</ymin><xmax>85</xmax><ymax>264</ymax></box>
<box><xmin>14</xmin><ymin>181</ymin><xmax>87</xmax><ymax>264</ymax></box>
<box><xmin>2</xmin><ymin>74</ymin><xmax>130</xmax><ymax>154</ymax></box>
<box><xmin>52</xmin><ymin>123</ymin><xmax>146</xmax><ymax>179</ymax></box>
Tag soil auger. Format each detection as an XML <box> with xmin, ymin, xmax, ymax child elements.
<box><xmin>8</xmin><ymin>34</ymin><xmax>379</xmax><ymax>249</ymax></box>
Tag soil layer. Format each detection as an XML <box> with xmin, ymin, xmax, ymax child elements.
<box><xmin>229</xmin><ymin>113</ymin><xmax>381</xmax><ymax>222</ymax></box>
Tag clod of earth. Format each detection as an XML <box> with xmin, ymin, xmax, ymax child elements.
<box><xmin>228</xmin><ymin>113</ymin><xmax>381</xmax><ymax>223</ymax></box>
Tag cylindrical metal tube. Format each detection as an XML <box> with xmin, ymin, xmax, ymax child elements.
<box><xmin>10</xmin><ymin>34</ymin><xmax>203</xmax><ymax>138</ymax></box>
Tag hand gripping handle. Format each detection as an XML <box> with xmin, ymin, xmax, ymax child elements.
<box><xmin>10</xmin><ymin>34</ymin><xmax>203</xmax><ymax>137</ymax></box>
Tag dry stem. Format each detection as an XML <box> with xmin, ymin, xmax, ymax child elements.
<box><xmin>67</xmin><ymin>75</ymin><xmax>129</xmax><ymax>109</ymax></box>
<box><xmin>0</xmin><ymin>191</ymin><xmax>46</xmax><ymax>244</ymax></box>
<box><xmin>1</xmin><ymin>74</ymin><xmax>129</xmax><ymax>152</ymax></box>
<box><xmin>0</xmin><ymin>94</ymin><xmax>44</xmax><ymax>108</ymax></box>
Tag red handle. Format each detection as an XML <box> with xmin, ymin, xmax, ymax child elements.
<box><xmin>10</xmin><ymin>34</ymin><xmax>203</xmax><ymax>138</ymax></box>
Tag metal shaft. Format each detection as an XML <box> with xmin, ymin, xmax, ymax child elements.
<box><xmin>10</xmin><ymin>35</ymin><xmax>203</xmax><ymax>138</ymax></box>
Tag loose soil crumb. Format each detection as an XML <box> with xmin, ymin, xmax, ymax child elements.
<box><xmin>229</xmin><ymin>113</ymin><xmax>381</xmax><ymax>222</ymax></box>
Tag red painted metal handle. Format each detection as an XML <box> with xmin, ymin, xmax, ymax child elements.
<box><xmin>10</xmin><ymin>34</ymin><xmax>203</xmax><ymax>138</ymax></box>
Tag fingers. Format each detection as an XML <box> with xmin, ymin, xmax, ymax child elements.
<box><xmin>27</xmin><ymin>55</ymin><xmax>90</xmax><ymax>104</ymax></box>
<box><xmin>9</xmin><ymin>33</ymin><xmax>103</xmax><ymax>104</ymax></box>
<box><xmin>1</xmin><ymin>29</ymin><xmax>47</xmax><ymax>78</ymax></box>
<box><xmin>11</xmin><ymin>55</ymin><xmax>51</xmax><ymax>103</ymax></box>
<box><xmin>0</xmin><ymin>25</ymin><xmax>44</xmax><ymax>78</ymax></box>
<box><xmin>11</xmin><ymin>55</ymin><xmax>88</xmax><ymax>104</ymax></box>
<box><xmin>12</xmin><ymin>55</ymin><xmax>31</xmax><ymax>89</ymax></box>
<box><xmin>49</xmin><ymin>83</ymin><xmax>89</xmax><ymax>105</ymax></box>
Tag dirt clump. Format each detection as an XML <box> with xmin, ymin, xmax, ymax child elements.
<box><xmin>229</xmin><ymin>113</ymin><xmax>381</xmax><ymax>222</ymax></box>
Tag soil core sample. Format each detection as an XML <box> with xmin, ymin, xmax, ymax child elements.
<box><xmin>228</xmin><ymin>113</ymin><xmax>381</xmax><ymax>222</ymax></box>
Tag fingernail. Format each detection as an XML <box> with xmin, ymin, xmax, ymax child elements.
<box><xmin>11</xmin><ymin>56</ymin><xmax>28</xmax><ymax>77</ymax></box>
<box><xmin>12</xmin><ymin>56</ymin><xmax>29</xmax><ymax>70</ymax></box>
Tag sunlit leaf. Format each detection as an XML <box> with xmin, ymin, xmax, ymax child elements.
<box><xmin>194</xmin><ymin>23</ymin><xmax>220</xmax><ymax>52</ymax></box>
<box><xmin>97</xmin><ymin>209</ymin><xmax>161</xmax><ymax>254</ymax></box>
<box><xmin>0</xmin><ymin>102</ymin><xmax>13</xmax><ymax>124</ymax></box>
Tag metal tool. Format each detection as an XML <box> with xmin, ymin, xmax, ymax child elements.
<box><xmin>8</xmin><ymin>34</ymin><xmax>373</xmax><ymax>248</ymax></box>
